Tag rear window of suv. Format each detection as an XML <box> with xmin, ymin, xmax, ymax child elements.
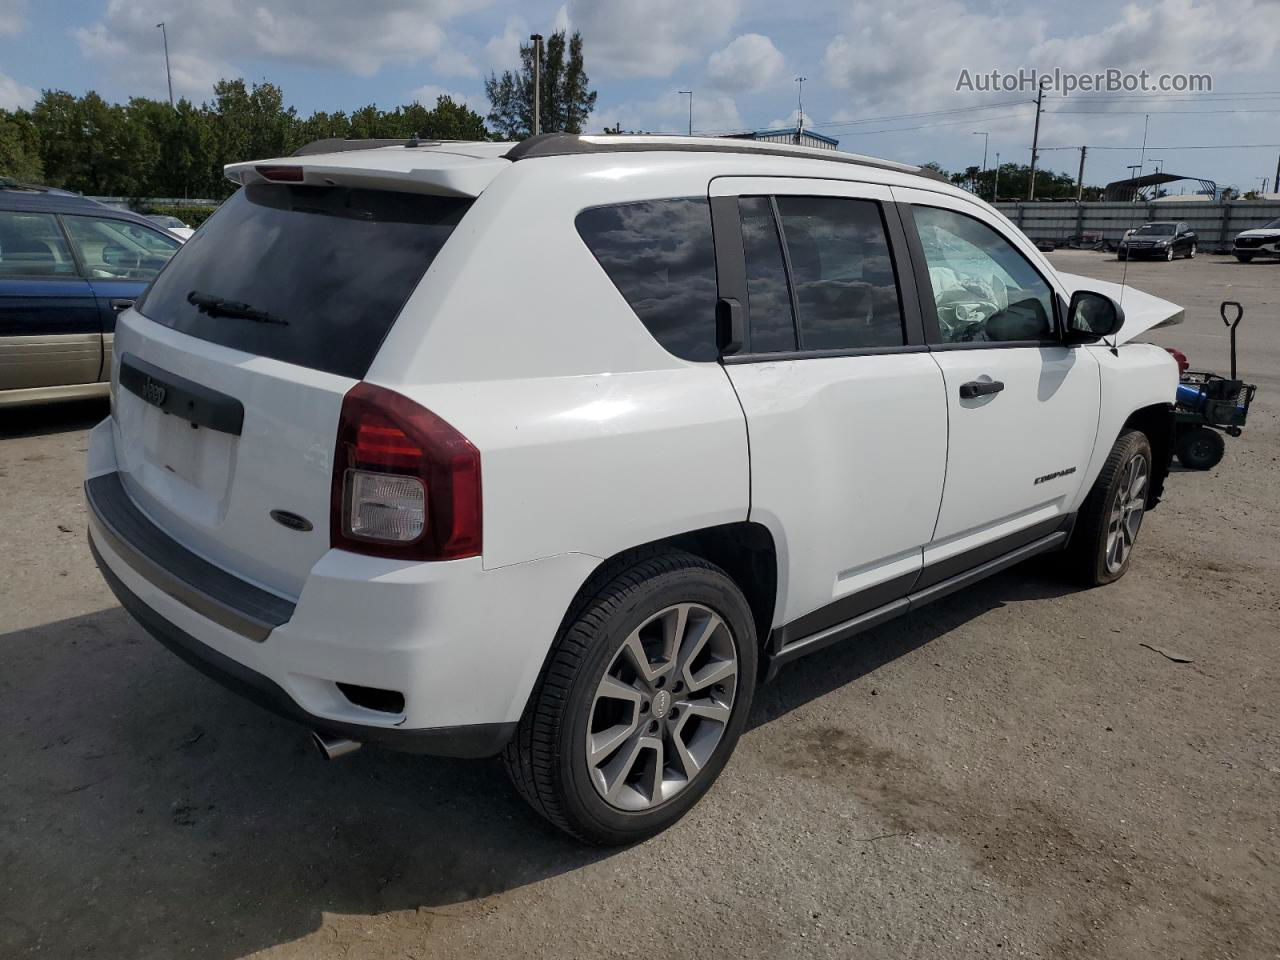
<box><xmin>138</xmin><ymin>184</ymin><xmax>471</xmax><ymax>379</ymax></box>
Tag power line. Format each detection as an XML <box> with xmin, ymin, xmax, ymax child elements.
<box><xmin>809</xmin><ymin>98</ymin><xmax>1033</xmax><ymax>129</ymax></box>
<box><xmin>1048</xmin><ymin>107</ymin><xmax>1280</xmax><ymax>116</ymax></box>
<box><xmin>1035</xmin><ymin>142</ymin><xmax>1280</xmax><ymax>151</ymax></box>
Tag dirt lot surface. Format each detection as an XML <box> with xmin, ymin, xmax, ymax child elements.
<box><xmin>2</xmin><ymin>252</ymin><xmax>1277</xmax><ymax>960</ymax></box>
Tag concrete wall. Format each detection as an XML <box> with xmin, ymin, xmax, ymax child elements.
<box><xmin>992</xmin><ymin>200</ymin><xmax>1280</xmax><ymax>251</ymax></box>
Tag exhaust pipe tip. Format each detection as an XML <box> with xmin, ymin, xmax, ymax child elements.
<box><xmin>311</xmin><ymin>730</ymin><xmax>362</xmax><ymax>760</ymax></box>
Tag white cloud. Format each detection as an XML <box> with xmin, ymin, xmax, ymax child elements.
<box><xmin>706</xmin><ymin>34</ymin><xmax>784</xmax><ymax>93</ymax></box>
<box><xmin>407</xmin><ymin>83</ymin><xmax>476</xmax><ymax>109</ymax></box>
<box><xmin>74</xmin><ymin>0</ymin><xmax>490</xmax><ymax>99</ymax></box>
<box><xmin>0</xmin><ymin>69</ymin><xmax>37</xmax><ymax>110</ymax></box>
<box><xmin>568</xmin><ymin>0</ymin><xmax>741</xmax><ymax>78</ymax></box>
<box><xmin>433</xmin><ymin>47</ymin><xmax>479</xmax><ymax>78</ymax></box>
<box><xmin>594</xmin><ymin>89</ymin><xmax>742</xmax><ymax>135</ymax></box>
<box><xmin>551</xmin><ymin>4</ymin><xmax>571</xmax><ymax>34</ymax></box>
<box><xmin>0</xmin><ymin>0</ymin><xmax>25</xmax><ymax>37</ymax></box>
<box><xmin>764</xmin><ymin>109</ymin><xmax>816</xmax><ymax>132</ymax></box>
<box><xmin>484</xmin><ymin>15</ymin><xmax>528</xmax><ymax>72</ymax></box>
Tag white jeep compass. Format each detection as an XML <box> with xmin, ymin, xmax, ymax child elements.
<box><xmin>86</xmin><ymin>134</ymin><xmax>1181</xmax><ymax>844</ymax></box>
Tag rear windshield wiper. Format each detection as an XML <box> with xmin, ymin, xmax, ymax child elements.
<box><xmin>187</xmin><ymin>290</ymin><xmax>288</xmax><ymax>325</ymax></box>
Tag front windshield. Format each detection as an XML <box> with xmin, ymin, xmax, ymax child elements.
<box><xmin>1135</xmin><ymin>223</ymin><xmax>1175</xmax><ymax>236</ymax></box>
<box><xmin>1263</xmin><ymin>218</ymin><xmax>1280</xmax><ymax>230</ymax></box>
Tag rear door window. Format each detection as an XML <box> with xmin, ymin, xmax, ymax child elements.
<box><xmin>575</xmin><ymin>198</ymin><xmax>719</xmax><ymax>362</ymax></box>
<box><xmin>775</xmin><ymin>196</ymin><xmax>905</xmax><ymax>350</ymax></box>
<box><xmin>139</xmin><ymin>184</ymin><xmax>472</xmax><ymax>379</ymax></box>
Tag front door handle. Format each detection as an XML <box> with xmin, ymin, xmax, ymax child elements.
<box><xmin>959</xmin><ymin>379</ymin><xmax>1005</xmax><ymax>399</ymax></box>
<box><xmin>110</xmin><ymin>299</ymin><xmax>135</xmax><ymax>313</ymax></box>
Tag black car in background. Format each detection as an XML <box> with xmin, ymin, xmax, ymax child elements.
<box><xmin>1118</xmin><ymin>221</ymin><xmax>1198</xmax><ymax>261</ymax></box>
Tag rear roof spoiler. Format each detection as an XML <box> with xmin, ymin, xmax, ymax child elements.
<box><xmin>291</xmin><ymin>138</ymin><xmax>417</xmax><ymax>156</ymax></box>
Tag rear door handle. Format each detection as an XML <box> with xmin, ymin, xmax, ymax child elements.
<box><xmin>110</xmin><ymin>299</ymin><xmax>135</xmax><ymax>313</ymax></box>
<box><xmin>959</xmin><ymin>379</ymin><xmax>1005</xmax><ymax>399</ymax></box>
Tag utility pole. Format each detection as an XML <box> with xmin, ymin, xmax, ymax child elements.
<box><xmin>993</xmin><ymin>152</ymin><xmax>1000</xmax><ymax>202</ymax></box>
<box><xmin>973</xmin><ymin>131</ymin><xmax>988</xmax><ymax>196</ymax></box>
<box><xmin>530</xmin><ymin>34</ymin><xmax>543</xmax><ymax>136</ymax></box>
<box><xmin>1027</xmin><ymin>80</ymin><xmax>1046</xmax><ymax>200</ymax></box>
<box><xmin>794</xmin><ymin>76</ymin><xmax>806</xmax><ymax>144</ymax></box>
<box><xmin>679</xmin><ymin>90</ymin><xmax>693</xmax><ymax>136</ymax></box>
<box><xmin>156</xmin><ymin>21</ymin><xmax>174</xmax><ymax>109</ymax></box>
<box><xmin>1076</xmin><ymin>145</ymin><xmax>1087</xmax><ymax>202</ymax></box>
<box><xmin>1274</xmin><ymin>152</ymin><xmax>1279</xmax><ymax>193</ymax></box>
<box><xmin>1138</xmin><ymin>113</ymin><xmax>1150</xmax><ymax>177</ymax></box>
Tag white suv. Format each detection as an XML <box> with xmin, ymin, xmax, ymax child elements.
<box><xmin>86</xmin><ymin>134</ymin><xmax>1181</xmax><ymax>844</ymax></box>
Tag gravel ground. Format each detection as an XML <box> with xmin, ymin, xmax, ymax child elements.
<box><xmin>1</xmin><ymin>251</ymin><xmax>1277</xmax><ymax>960</ymax></box>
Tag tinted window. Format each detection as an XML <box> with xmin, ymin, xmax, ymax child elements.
<box><xmin>575</xmin><ymin>198</ymin><xmax>718</xmax><ymax>362</ymax></box>
<box><xmin>63</xmin><ymin>215</ymin><xmax>180</xmax><ymax>280</ymax></box>
<box><xmin>0</xmin><ymin>211</ymin><xmax>76</xmax><ymax>277</ymax></box>
<box><xmin>775</xmin><ymin>197</ymin><xmax>904</xmax><ymax>350</ymax></box>
<box><xmin>911</xmin><ymin>206</ymin><xmax>1055</xmax><ymax>344</ymax></box>
<box><xmin>140</xmin><ymin>184</ymin><xmax>471</xmax><ymax>378</ymax></box>
<box><xmin>738</xmin><ymin>196</ymin><xmax>796</xmax><ymax>353</ymax></box>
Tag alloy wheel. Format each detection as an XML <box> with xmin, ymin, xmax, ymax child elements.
<box><xmin>586</xmin><ymin>603</ymin><xmax>738</xmax><ymax>811</ymax></box>
<box><xmin>1105</xmin><ymin>453</ymin><xmax>1148</xmax><ymax>573</ymax></box>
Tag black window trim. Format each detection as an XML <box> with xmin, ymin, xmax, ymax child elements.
<box><xmin>897</xmin><ymin>201</ymin><xmax>1066</xmax><ymax>350</ymax></box>
<box><xmin>710</xmin><ymin>189</ymin><xmax>927</xmax><ymax>364</ymax></box>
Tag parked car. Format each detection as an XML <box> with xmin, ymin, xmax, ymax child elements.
<box><xmin>1232</xmin><ymin>217</ymin><xmax>1280</xmax><ymax>262</ymax></box>
<box><xmin>1117</xmin><ymin>221</ymin><xmax>1197</xmax><ymax>260</ymax></box>
<box><xmin>145</xmin><ymin>214</ymin><xmax>196</xmax><ymax>241</ymax></box>
<box><xmin>0</xmin><ymin>184</ymin><xmax>183</xmax><ymax>407</ymax></box>
<box><xmin>85</xmin><ymin>134</ymin><xmax>1181</xmax><ymax>844</ymax></box>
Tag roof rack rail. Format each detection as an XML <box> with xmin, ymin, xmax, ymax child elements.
<box><xmin>503</xmin><ymin>133</ymin><xmax>947</xmax><ymax>183</ymax></box>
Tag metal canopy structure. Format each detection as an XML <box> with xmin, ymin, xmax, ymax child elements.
<box><xmin>1103</xmin><ymin>172</ymin><xmax>1217</xmax><ymax>202</ymax></box>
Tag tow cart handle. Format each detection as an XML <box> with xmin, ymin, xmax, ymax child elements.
<box><xmin>1220</xmin><ymin>301</ymin><xmax>1243</xmax><ymax>379</ymax></box>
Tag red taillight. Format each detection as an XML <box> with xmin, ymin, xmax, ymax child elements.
<box><xmin>255</xmin><ymin>164</ymin><xmax>305</xmax><ymax>182</ymax></box>
<box><xmin>1165</xmin><ymin>347</ymin><xmax>1190</xmax><ymax>374</ymax></box>
<box><xmin>331</xmin><ymin>382</ymin><xmax>482</xmax><ymax>561</ymax></box>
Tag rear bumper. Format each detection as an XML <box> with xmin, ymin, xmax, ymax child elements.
<box><xmin>90</xmin><ymin>535</ymin><xmax>515</xmax><ymax>757</ymax></box>
<box><xmin>84</xmin><ymin>418</ymin><xmax>600</xmax><ymax>756</ymax></box>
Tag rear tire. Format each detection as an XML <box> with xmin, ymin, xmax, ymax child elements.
<box><xmin>503</xmin><ymin>550</ymin><xmax>757</xmax><ymax>845</ymax></box>
<box><xmin>1175</xmin><ymin>426</ymin><xmax>1225</xmax><ymax>470</ymax></box>
<box><xmin>1065</xmin><ymin>430</ymin><xmax>1152</xmax><ymax>587</ymax></box>
<box><xmin>1187</xmin><ymin>243</ymin><xmax>1197</xmax><ymax>259</ymax></box>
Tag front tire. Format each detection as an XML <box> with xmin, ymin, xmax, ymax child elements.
<box><xmin>1065</xmin><ymin>430</ymin><xmax>1152</xmax><ymax>586</ymax></box>
<box><xmin>1236</xmin><ymin>253</ymin><xmax>1253</xmax><ymax>263</ymax></box>
<box><xmin>1165</xmin><ymin>246</ymin><xmax>1175</xmax><ymax>261</ymax></box>
<box><xmin>503</xmin><ymin>551</ymin><xmax>757</xmax><ymax>845</ymax></box>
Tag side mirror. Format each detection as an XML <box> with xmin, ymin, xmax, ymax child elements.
<box><xmin>1067</xmin><ymin>290</ymin><xmax>1125</xmax><ymax>341</ymax></box>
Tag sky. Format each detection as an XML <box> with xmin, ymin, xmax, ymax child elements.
<box><xmin>2</xmin><ymin>0</ymin><xmax>1279</xmax><ymax>192</ymax></box>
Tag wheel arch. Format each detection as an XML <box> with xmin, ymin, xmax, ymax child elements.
<box><xmin>550</xmin><ymin>522</ymin><xmax>779</xmax><ymax>674</ymax></box>
<box><xmin>1121</xmin><ymin>402</ymin><xmax>1175</xmax><ymax>508</ymax></box>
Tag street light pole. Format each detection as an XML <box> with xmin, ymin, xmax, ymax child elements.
<box><xmin>679</xmin><ymin>90</ymin><xmax>693</xmax><ymax>136</ymax></box>
<box><xmin>992</xmin><ymin>152</ymin><xmax>1000</xmax><ymax>201</ymax></box>
<box><xmin>794</xmin><ymin>76</ymin><xmax>806</xmax><ymax>144</ymax></box>
<box><xmin>972</xmin><ymin>131</ymin><xmax>988</xmax><ymax>196</ymax></box>
<box><xmin>530</xmin><ymin>34</ymin><xmax>543</xmax><ymax>136</ymax></box>
<box><xmin>156</xmin><ymin>22</ymin><xmax>174</xmax><ymax>109</ymax></box>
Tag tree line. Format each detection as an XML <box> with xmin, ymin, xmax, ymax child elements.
<box><xmin>0</xmin><ymin>29</ymin><xmax>597</xmax><ymax>199</ymax></box>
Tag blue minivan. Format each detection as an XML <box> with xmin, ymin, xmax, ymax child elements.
<box><xmin>0</xmin><ymin>184</ymin><xmax>182</xmax><ymax>407</ymax></box>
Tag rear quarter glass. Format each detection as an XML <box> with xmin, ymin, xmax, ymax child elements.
<box><xmin>138</xmin><ymin>184</ymin><xmax>472</xmax><ymax>379</ymax></box>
